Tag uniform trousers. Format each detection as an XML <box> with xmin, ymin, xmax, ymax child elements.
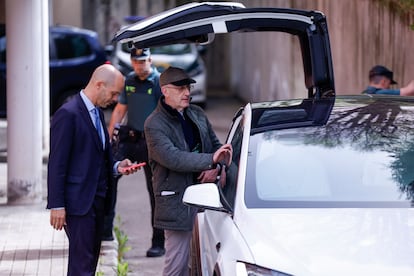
<box><xmin>163</xmin><ymin>230</ymin><xmax>192</xmax><ymax>276</ymax></box>
<box><xmin>104</xmin><ymin>134</ymin><xmax>164</xmax><ymax>247</ymax></box>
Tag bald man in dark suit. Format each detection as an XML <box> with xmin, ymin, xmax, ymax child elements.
<box><xmin>47</xmin><ymin>64</ymin><xmax>139</xmax><ymax>276</ymax></box>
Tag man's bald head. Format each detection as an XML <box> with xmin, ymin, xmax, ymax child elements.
<box><xmin>84</xmin><ymin>64</ymin><xmax>125</xmax><ymax>107</ymax></box>
<box><xmin>90</xmin><ymin>64</ymin><xmax>124</xmax><ymax>87</ymax></box>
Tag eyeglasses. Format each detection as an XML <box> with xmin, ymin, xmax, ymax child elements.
<box><xmin>165</xmin><ymin>84</ymin><xmax>193</xmax><ymax>92</ymax></box>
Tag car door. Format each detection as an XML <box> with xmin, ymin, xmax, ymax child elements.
<box><xmin>0</xmin><ymin>24</ymin><xmax>6</xmax><ymax>117</ymax></box>
<box><xmin>112</xmin><ymin>1</ymin><xmax>335</xmax><ymax>99</ymax></box>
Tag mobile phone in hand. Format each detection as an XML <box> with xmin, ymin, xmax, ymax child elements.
<box><xmin>120</xmin><ymin>162</ymin><xmax>146</xmax><ymax>173</ymax></box>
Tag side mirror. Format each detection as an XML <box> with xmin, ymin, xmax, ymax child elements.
<box><xmin>183</xmin><ymin>183</ymin><xmax>223</xmax><ymax>209</ymax></box>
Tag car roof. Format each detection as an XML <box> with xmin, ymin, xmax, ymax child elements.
<box><xmin>248</xmin><ymin>95</ymin><xmax>414</xmax><ymax>135</ymax></box>
<box><xmin>249</xmin><ymin>97</ymin><xmax>334</xmax><ymax>134</ymax></box>
<box><xmin>50</xmin><ymin>25</ymin><xmax>98</xmax><ymax>36</ymax></box>
<box><xmin>112</xmin><ymin>2</ymin><xmax>335</xmax><ymax>99</ymax></box>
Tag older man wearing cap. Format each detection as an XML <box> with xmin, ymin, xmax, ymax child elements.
<box><xmin>144</xmin><ymin>66</ymin><xmax>233</xmax><ymax>276</ymax></box>
<box><xmin>362</xmin><ymin>65</ymin><xmax>414</xmax><ymax>96</ymax></box>
<box><xmin>106</xmin><ymin>47</ymin><xmax>165</xmax><ymax>257</ymax></box>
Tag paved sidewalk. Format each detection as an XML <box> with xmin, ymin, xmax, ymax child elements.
<box><xmin>0</xmin><ymin>201</ymin><xmax>118</xmax><ymax>276</ymax></box>
<box><xmin>0</xmin><ymin>173</ymin><xmax>118</xmax><ymax>276</ymax></box>
<box><xmin>0</xmin><ymin>116</ymin><xmax>118</xmax><ymax>276</ymax></box>
<box><xmin>0</xmin><ymin>202</ymin><xmax>69</xmax><ymax>275</ymax></box>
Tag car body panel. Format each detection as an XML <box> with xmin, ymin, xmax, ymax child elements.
<box><xmin>198</xmin><ymin>206</ymin><xmax>414</xmax><ymax>276</ymax></box>
<box><xmin>112</xmin><ymin>2</ymin><xmax>335</xmax><ymax>99</ymax></box>
<box><xmin>114</xmin><ymin>2</ymin><xmax>246</xmax><ymax>44</ymax></box>
<box><xmin>198</xmin><ymin>210</ymin><xmax>253</xmax><ymax>276</ymax></box>
<box><xmin>184</xmin><ymin>95</ymin><xmax>414</xmax><ymax>275</ymax></box>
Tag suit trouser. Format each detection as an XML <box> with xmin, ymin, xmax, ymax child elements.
<box><xmin>163</xmin><ymin>230</ymin><xmax>192</xmax><ymax>276</ymax></box>
<box><xmin>104</xmin><ymin>135</ymin><xmax>165</xmax><ymax>247</ymax></box>
<box><xmin>65</xmin><ymin>196</ymin><xmax>105</xmax><ymax>276</ymax></box>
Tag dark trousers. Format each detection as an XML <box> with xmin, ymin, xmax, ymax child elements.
<box><xmin>103</xmin><ymin>135</ymin><xmax>164</xmax><ymax>247</ymax></box>
<box><xmin>65</xmin><ymin>196</ymin><xmax>105</xmax><ymax>276</ymax></box>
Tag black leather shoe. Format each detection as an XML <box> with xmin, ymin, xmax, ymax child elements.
<box><xmin>101</xmin><ymin>235</ymin><xmax>114</xmax><ymax>241</ymax></box>
<box><xmin>146</xmin><ymin>246</ymin><xmax>166</xmax><ymax>257</ymax></box>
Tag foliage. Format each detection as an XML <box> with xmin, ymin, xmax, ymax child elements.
<box><xmin>377</xmin><ymin>0</ymin><xmax>414</xmax><ymax>29</ymax></box>
<box><xmin>390</xmin><ymin>0</ymin><xmax>414</xmax><ymax>12</ymax></box>
<box><xmin>117</xmin><ymin>261</ymin><xmax>129</xmax><ymax>276</ymax></box>
<box><xmin>114</xmin><ymin>216</ymin><xmax>132</xmax><ymax>275</ymax></box>
<box><xmin>94</xmin><ymin>216</ymin><xmax>131</xmax><ymax>275</ymax></box>
<box><xmin>378</xmin><ymin>0</ymin><xmax>414</xmax><ymax>12</ymax></box>
<box><xmin>114</xmin><ymin>216</ymin><xmax>132</xmax><ymax>260</ymax></box>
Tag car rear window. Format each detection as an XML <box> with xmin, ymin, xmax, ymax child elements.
<box><xmin>150</xmin><ymin>44</ymin><xmax>192</xmax><ymax>55</ymax></box>
<box><xmin>52</xmin><ymin>33</ymin><xmax>92</xmax><ymax>59</ymax></box>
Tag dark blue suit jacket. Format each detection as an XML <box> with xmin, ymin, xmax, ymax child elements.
<box><xmin>47</xmin><ymin>93</ymin><xmax>114</xmax><ymax>215</ymax></box>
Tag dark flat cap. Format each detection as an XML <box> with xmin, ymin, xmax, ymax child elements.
<box><xmin>160</xmin><ymin>66</ymin><xmax>196</xmax><ymax>86</ymax></box>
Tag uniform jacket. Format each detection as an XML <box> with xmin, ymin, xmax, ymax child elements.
<box><xmin>47</xmin><ymin>93</ymin><xmax>114</xmax><ymax>215</ymax></box>
<box><xmin>362</xmin><ymin>86</ymin><xmax>400</xmax><ymax>95</ymax></box>
<box><xmin>120</xmin><ymin>68</ymin><xmax>162</xmax><ymax>132</ymax></box>
<box><xmin>144</xmin><ymin>98</ymin><xmax>222</xmax><ymax>231</ymax></box>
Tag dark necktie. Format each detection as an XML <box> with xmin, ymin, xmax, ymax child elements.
<box><xmin>93</xmin><ymin>107</ymin><xmax>104</xmax><ymax>146</ymax></box>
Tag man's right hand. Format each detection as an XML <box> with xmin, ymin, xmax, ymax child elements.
<box><xmin>400</xmin><ymin>80</ymin><xmax>414</xmax><ymax>96</ymax></box>
<box><xmin>50</xmin><ymin>209</ymin><xmax>66</xmax><ymax>231</ymax></box>
<box><xmin>213</xmin><ymin>144</ymin><xmax>233</xmax><ymax>166</ymax></box>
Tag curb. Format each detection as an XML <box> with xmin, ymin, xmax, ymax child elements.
<box><xmin>98</xmin><ymin>238</ymin><xmax>119</xmax><ymax>275</ymax></box>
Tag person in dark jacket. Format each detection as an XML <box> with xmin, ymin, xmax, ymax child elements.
<box><xmin>362</xmin><ymin>65</ymin><xmax>414</xmax><ymax>95</ymax></box>
<box><xmin>105</xmin><ymin>47</ymin><xmax>165</xmax><ymax>258</ymax></box>
<box><xmin>144</xmin><ymin>66</ymin><xmax>232</xmax><ymax>276</ymax></box>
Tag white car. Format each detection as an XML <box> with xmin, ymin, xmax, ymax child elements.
<box><xmin>113</xmin><ymin>2</ymin><xmax>414</xmax><ymax>276</ymax></box>
<box><xmin>111</xmin><ymin>41</ymin><xmax>207</xmax><ymax>107</ymax></box>
<box><xmin>183</xmin><ymin>96</ymin><xmax>414</xmax><ymax>276</ymax></box>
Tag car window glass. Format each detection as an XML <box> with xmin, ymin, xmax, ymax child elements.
<box><xmin>150</xmin><ymin>44</ymin><xmax>192</xmax><ymax>55</ymax></box>
<box><xmin>255</xmin><ymin>136</ymin><xmax>331</xmax><ymax>199</ymax></box>
<box><xmin>120</xmin><ymin>42</ymin><xmax>131</xmax><ymax>54</ymax></box>
<box><xmin>230</xmin><ymin>119</ymin><xmax>243</xmax><ymax>169</ymax></box>
<box><xmin>246</xmin><ymin>126</ymin><xmax>414</xmax><ymax>208</ymax></box>
<box><xmin>223</xmin><ymin>115</ymin><xmax>243</xmax><ymax>208</ymax></box>
<box><xmin>52</xmin><ymin>33</ymin><xmax>92</xmax><ymax>59</ymax></box>
<box><xmin>0</xmin><ymin>24</ymin><xmax>6</xmax><ymax>63</ymax></box>
<box><xmin>0</xmin><ymin>36</ymin><xmax>5</xmax><ymax>63</ymax></box>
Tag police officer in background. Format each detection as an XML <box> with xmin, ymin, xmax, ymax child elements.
<box><xmin>362</xmin><ymin>65</ymin><xmax>414</xmax><ymax>96</ymax></box>
<box><xmin>105</xmin><ymin>47</ymin><xmax>165</xmax><ymax>257</ymax></box>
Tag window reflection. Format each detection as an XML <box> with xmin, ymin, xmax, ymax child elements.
<box><xmin>246</xmin><ymin>99</ymin><xmax>414</xmax><ymax>208</ymax></box>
